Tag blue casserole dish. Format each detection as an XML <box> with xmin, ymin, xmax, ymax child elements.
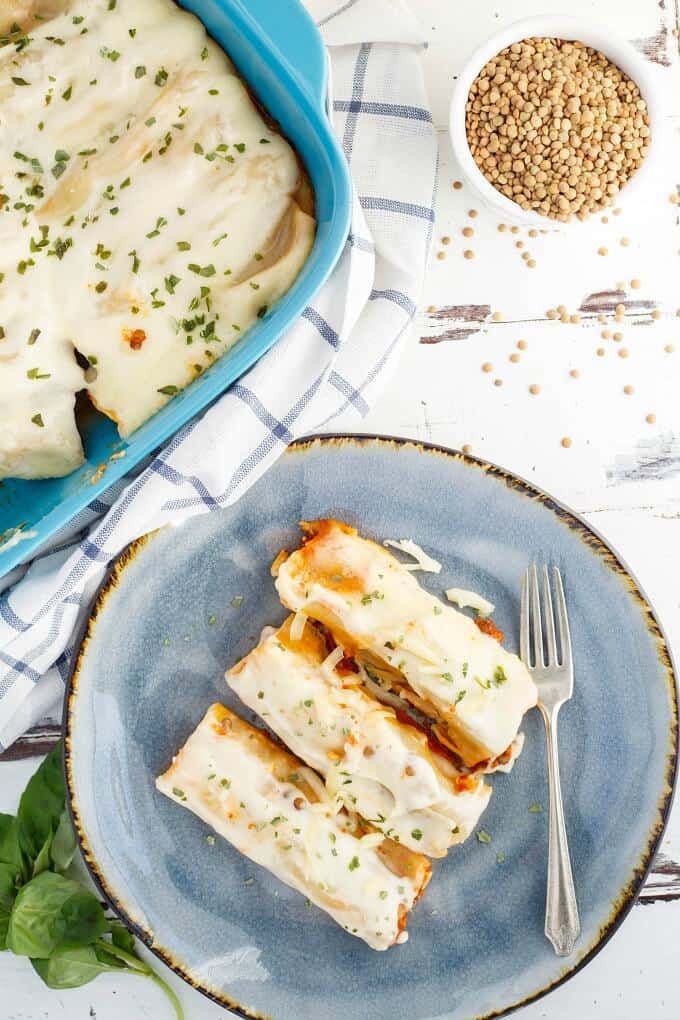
<box><xmin>0</xmin><ymin>0</ymin><xmax>352</xmax><ymax>579</ymax></box>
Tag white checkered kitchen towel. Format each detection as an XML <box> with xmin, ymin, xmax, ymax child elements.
<box><xmin>0</xmin><ymin>0</ymin><xmax>438</xmax><ymax>751</ymax></box>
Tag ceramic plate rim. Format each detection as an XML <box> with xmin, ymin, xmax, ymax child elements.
<box><xmin>63</xmin><ymin>433</ymin><xmax>679</xmax><ymax>1020</ymax></box>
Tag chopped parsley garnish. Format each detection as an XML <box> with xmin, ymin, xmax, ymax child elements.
<box><xmin>129</xmin><ymin>250</ymin><xmax>140</xmax><ymax>274</ymax></box>
<box><xmin>493</xmin><ymin>665</ymin><xmax>508</xmax><ymax>686</ymax></box>
<box><xmin>462</xmin><ymin>662</ymin><xmax>469</xmax><ymax>677</ymax></box>
<box><xmin>100</xmin><ymin>46</ymin><xmax>121</xmax><ymax>62</ymax></box>
<box><xmin>158</xmin><ymin>385</ymin><xmax>179</xmax><ymax>396</ymax></box>
<box><xmin>348</xmin><ymin>856</ymin><xmax>360</xmax><ymax>872</ymax></box>
<box><xmin>219</xmin><ymin>778</ymin><xmax>231</xmax><ymax>789</ymax></box>
<box><xmin>31</xmin><ymin>413</ymin><xmax>44</xmax><ymax>427</ymax></box>
<box><xmin>410</xmin><ymin>828</ymin><xmax>423</xmax><ymax>841</ymax></box>
<box><xmin>164</xmin><ymin>274</ymin><xmax>181</xmax><ymax>294</ymax></box>
<box><xmin>379</xmin><ymin>890</ymin><xmax>388</xmax><ymax>900</ymax></box>
<box><xmin>476</xmin><ymin>829</ymin><xmax>491</xmax><ymax>844</ymax></box>
<box><xmin>188</xmin><ymin>263</ymin><xmax>216</xmax><ymax>277</ymax></box>
<box><xmin>12</xmin><ymin>77</ymin><xmax>30</xmax><ymax>87</ymax></box>
<box><xmin>172</xmin><ymin>787</ymin><xmax>187</xmax><ymax>801</ymax></box>
<box><xmin>201</xmin><ymin>46</ymin><xmax>209</xmax><ymax>60</ymax></box>
<box><xmin>207</xmin><ymin>835</ymin><xmax>216</xmax><ymax>846</ymax></box>
<box><xmin>207</xmin><ymin>613</ymin><xmax>217</xmax><ymax>625</ymax></box>
<box><xmin>176</xmin><ymin>241</ymin><xmax>191</xmax><ymax>251</ymax></box>
<box><xmin>361</xmin><ymin>590</ymin><xmax>384</xmax><ymax>605</ymax></box>
<box><xmin>441</xmin><ymin>671</ymin><xmax>453</xmax><ymax>683</ymax></box>
<box><xmin>155</xmin><ymin>68</ymin><xmax>168</xmax><ymax>87</ymax></box>
<box><xmin>234</xmin><ymin>142</ymin><xmax>246</xmax><ymax>153</ymax></box>
<box><xmin>135</xmin><ymin>65</ymin><xmax>146</xmax><ymax>78</ymax></box>
<box><xmin>257</xmin><ymin>691</ymin><xmax>264</xmax><ymax>700</ymax></box>
<box><xmin>27</xmin><ymin>367</ymin><xmax>50</xmax><ymax>379</ymax></box>
<box><xmin>95</xmin><ymin>281</ymin><xmax>108</xmax><ymax>293</ymax></box>
<box><xmin>433</xmin><ymin>604</ymin><xmax>443</xmax><ymax>615</ymax></box>
<box><xmin>528</xmin><ymin>803</ymin><xmax>543</xmax><ymax>814</ymax></box>
<box><xmin>27</xmin><ymin>328</ymin><xmax>41</xmax><ymax>345</ymax></box>
<box><xmin>496</xmin><ymin>851</ymin><xmax>505</xmax><ymax>864</ymax></box>
<box><xmin>62</xmin><ymin>84</ymin><xmax>73</xmax><ymax>101</ymax></box>
<box><xmin>230</xmin><ymin>595</ymin><xmax>244</xmax><ymax>609</ymax></box>
<box><xmin>454</xmin><ymin>689</ymin><xmax>466</xmax><ymax>704</ymax></box>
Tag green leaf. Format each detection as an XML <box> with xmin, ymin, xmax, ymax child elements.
<box><xmin>31</xmin><ymin>942</ymin><xmax>119</xmax><ymax>988</ymax></box>
<box><xmin>50</xmin><ymin>809</ymin><xmax>77</xmax><ymax>873</ymax></box>
<box><xmin>0</xmin><ymin>862</ymin><xmax>19</xmax><ymax>950</ymax></box>
<box><xmin>94</xmin><ymin>941</ymin><xmax>127</xmax><ymax>969</ymax></box>
<box><xmin>0</xmin><ymin>814</ymin><xmax>24</xmax><ymax>876</ymax></box>
<box><xmin>17</xmin><ymin>743</ymin><xmax>65</xmax><ymax>862</ymax></box>
<box><xmin>110</xmin><ymin>921</ymin><xmax>135</xmax><ymax>953</ymax></box>
<box><xmin>32</xmin><ymin>830</ymin><xmax>54</xmax><ymax>877</ymax></box>
<box><xmin>7</xmin><ymin>872</ymin><xmax>106</xmax><ymax>958</ymax></box>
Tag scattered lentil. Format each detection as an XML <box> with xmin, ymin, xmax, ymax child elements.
<box><xmin>527</xmin><ymin>259</ymin><xmax>536</xmax><ymax>267</ymax></box>
<box><xmin>510</xmin><ymin>226</ymin><xmax>520</xmax><ymax>234</ymax></box>
<box><xmin>437</xmin><ymin>251</ymin><xmax>447</xmax><ymax>260</ymax></box>
<box><xmin>515</xmin><ymin>240</ymin><xmax>524</xmax><ymax>249</ymax></box>
<box><xmin>597</xmin><ymin>314</ymin><xmax>606</xmax><ymax>323</ymax></box>
<box><xmin>596</xmin><ymin>347</ymin><xmax>605</xmax><ymax>356</ymax></box>
<box><xmin>517</xmin><ymin>339</ymin><xmax>528</xmax><ymax>350</ymax></box>
<box><xmin>651</xmin><ymin>308</ymin><xmax>661</xmax><ymax>320</ymax></box>
<box><xmin>528</xmin><ymin>228</ymin><xmax>538</xmax><ymax>237</ymax></box>
<box><xmin>464</xmin><ymin>249</ymin><xmax>475</xmax><ymax>259</ymax></box>
<box><xmin>546</xmin><ymin>308</ymin><xmax>558</xmax><ymax>319</ymax></box>
<box><xmin>613</xmin><ymin>207</ymin><xmax>622</xmax><ymax>215</ymax></box>
<box><xmin>630</xmin><ymin>278</ymin><xmax>641</xmax><ymax>289</ymax></box>
<box><xmin>491</xmin><ymin>310</ymin><xmax>503</xmax><ymax>321</ymax></box>
<box><xmin>597</xmin><ymin>246</ymin><xmax>608</xmax><ymax>256</ymax></box>
<box><xmin>493</xmin><ymin>378</ymin><xmax>503</xmax><ymax>387</ymax></box>
<box><xmin>509</xmin><ymin>352</ymin><xmax>521</xmax><ymax>363</ymax></box>
<box><xmin>601</xmin><ymin>330</ymin><xmax>611</xmax><ymax>339</ymax></box>
<box><xmin>570</xmin><ymin>314</ymin><xmax>581</xmax><ymax>324</ymax></box>
<box><xmin>561</xmin><ymin>437</ymin><xmax>573</xmax><ymax>449</ymax></box>
<box><xmin>620</xmin><ymin>236</ymin><xmax>630</xmax><ymax>246</ymax></box>
<box><xmin>623</xmin><ymin>384</ymin><xmax>634</xmax><ymax>395</ymax></box>
<box><xmin>529</xmin><ymin>383</ymin><xmax>540</xmax><ymax>395</ymax></box>
<box><xmin>462</xmin><ymin>226</ymin><xmax>474</xmax><ymax>237</ymax></box>
<box><xmin>462</xmin><ymin>443</ymin><xmax>472</xmax><ymax>453</ymax></box>
<box><xmin>665</xmin><ymin>343</ymin><xmax>675</xmax><ymax>353</ymax></box>
<box><xmin>482</xmin><ymin>362</ymin><xmax>493</xmax><ymax>373</ymax></box>
<box><xmin>645</xmin><ymin>413</ymin><xmax>656</xmax><ymax>424</ymax></box>
<box><xmin>497</xmin><ymin>223</ymin><xmax>507</xmax><ymax>232</ymax></box>
<box><xmin>569</xmin><ymin>368</ymin><xmax>580</xmax><ymax>378</ymax></box>
<box><xmin>613</xmin><ymin>331</ymin><xmax>623</xmax><ymax>341</ymax></box>
<box><xmin>615</xmin><ymin>303</ymin><xmax>626</xmax><ymax>315</ymax></box>
<box><xmin>441</xmin><ymin>235</ymin><xmax>452</xmax><ymax>245</ymax></box>
<box><xmin>453</xmin><ymin>180</ymin><xmax>463</xmax><ymax>190</ymax></box>
<box><xmin>468</xmin><ymin>209</ymin><xmax>478</xmax><ymax>218</ymax></box>
<box><xmin>618</xmin><ymin>347</ymin><xmax>629</xmax><ymax>358</ymax></box>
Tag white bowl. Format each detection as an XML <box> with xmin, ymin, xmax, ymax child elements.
<box><xmin>449</xmin><ymin>15</ymin><xmax>664</xmax><ymax>227</ymax></box>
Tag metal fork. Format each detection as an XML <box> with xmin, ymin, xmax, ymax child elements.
<box><xmin>521</xmin><ymin>564</ymin><xmax>581</xmax><ymax>957</ymax></box>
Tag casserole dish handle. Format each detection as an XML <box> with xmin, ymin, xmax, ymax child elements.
<box><xmin>232</xmin><ymin>0</ymin><xmax>329</xmax><ymax>112</ymax></box>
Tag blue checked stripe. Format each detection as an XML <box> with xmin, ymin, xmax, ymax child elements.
<box><xmin>334</xmin><ymin>100</ymin><xmax>432</xmax><ymax>123</ymax></box>
<box><xmin>302</xmin><ymin>307</ymin><xmax>340</xmax><ymax>349</ymax></box>
<box><xmin>318</xmin><ymin>0</ymin><xmax>360</xmax><ymax>27</ymax></box>
<box><xmin>370</xmin><ymin>288</ymin><xmax>417</xmax><ymax>317</ymax></box>
<box><xmin>359</xmin><ymin>195</ymin><xmax>435</xmax><ymax>222</ymax></box>
<box><xmin>342</xmin><ymin>43</ymin><xmax>372</xmax><ymax>159</ymax></box>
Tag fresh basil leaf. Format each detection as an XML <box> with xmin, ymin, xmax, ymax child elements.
<box><xmin>94</xmin><ymin>940</ymin><xmax>127</xmax><ymax>969</ymax></box>
<box><xmin>0</xmin><ymin>814</ymin><xmax>24</xmax><ymax>876</ymax></box>
<box><xmin>59</xmin><ymin>889</ymin><xmax>108</xmax><ymax>945</ymax></box>
<box><xmin>7</xmin><ymin>872</ymin><xmax>105</xmax><ymax>957</ymax></box>
<box><xmin>31</xmin><ymin>942</ymin><xmax>119</xmax><ymax>988</ymax></box>
<box><xmin>0</xmin><ymin>862</ymin><xmax>19</xmax><ymax>950</ymax></box>
<box><xmin>32</xmin><ymin>830</ymin><xmax>54</xmax><ymax>878</ymax></box>
<box><xmin>50</xmin><ymin>809</ymin><xmax>77</xmax><ymax>873</ymax></box>
<box><xmin>110</xmin><ymin>921</ymin><xmax>135</xmax><ymax>954</ymax></box>
<box><xmin>18</xmin><ymin>744</ymin><xmax>65</xmax><ymax>862</ymax></box>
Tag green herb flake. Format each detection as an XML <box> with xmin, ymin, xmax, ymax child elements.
<box><xmin>528</xmin><ymin>803</ymin><xmax>543</xmax><ymax>814</ymax></box>
<box><xmin>155</xmin><ymin>68</ymin><xmax>169</xmax><ymax>87</ymax></box>
<box><xmin>157</xmin><ymin>385</ymin><xmax>179</xmax><ymax>396</ymax></box>
<box><xmin>348</xmin><ymin>856</ymin><xmax>360</xmax><ymax>872</ymax></box>
<box><xmin>206</xmin><ymin>835</ymin><xmax>216</xmax><ymax>846</ymax></box>
<box><xmin>31</xmin><ymin>413</ymin><xmax>44</xmax><ymax>427</ymax></box>
<box><xmin>410</xmin><ymin>828</ymin><xmax>423</xmax><ymax>841</ymax></box>
<box><xmin>496</xmin><ymin>851</ymin><xmax>506</xmax><ymax>864</ymax></box>
<box><xmin>134</xmin><ymin>65</ymin><xmax>146</xmax><ymax>78</ymax></box>
<box><xmin>61</xmin><ymin>84</ymin><xmax>73</xmax><ymax>101</ymax></box>
<box><xmin>12</xmin><ymin>76</ymin><xmax>30</xmax><ymax>86</ymax></box>
<box><xmin>26</xmin><ymin>367</ymin><xmax>50</xmax><ymax>379</ymax></box>
<box><xmin>476</xmin><ymin>829</ymin><xmax>491</xmax><ymax>844</ymax></box>
<box><xmin>231</xmin><ymin>595</ymin><xmax>244</xmax><ymax>609</ymax></box>
<box><xmin>99</xmin><ymin>46</ymin><xmax>121</xmax><ymax>62</ymax></box>
<box><xmin>172</xmin><ymin>787</ymin><xmax>187</xmax><ymax>800</ymax></box>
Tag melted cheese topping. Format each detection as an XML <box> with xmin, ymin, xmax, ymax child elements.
<box><xmin>156</xmin><ymin>705</ymin><xmax>430</xmax><ymax>951</ymax></box>
<box><xmin>275</xmin><ymin>520</ymin><xmax>538</xmax><ymax>766</ymax></box>
<box><xmin>227</xmin><ymin>618</ymin><xmax>491</xmax><ymax>857</ymax></box>
<box><xmin>0</xmin><ymin>0</ymin><xmax>314</xmax><ymax>478</ymax></box>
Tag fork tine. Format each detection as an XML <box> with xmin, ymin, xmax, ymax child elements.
<box><xmin>541</xmin><ymin>565</ymin><xmax>558</xmax><ymax>666</ymax></box>
<box><xmin>530</xmin><ymin>564</ymin><xmax>544</xmax><ymax>667</ymax></box>
<box><xmin>520</xmin><ymin>568</ymin><xmax>530</xmax><ymax>664</ymax></box>
<box><xmin>552</xmin><ymin>567</ymin><xmax>572</xmax><ymax>670</ymax></box>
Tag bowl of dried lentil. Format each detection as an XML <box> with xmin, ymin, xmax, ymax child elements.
<box><xmin>449</xmin><ymin>16</ymin><xmax>662</xmax><ymax>225</ymax></box>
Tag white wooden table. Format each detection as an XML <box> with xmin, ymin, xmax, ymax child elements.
<box><xmin>3</xmin><ymin>0</ymin><xmax>679</xmax><ymax>1016</ymax></box>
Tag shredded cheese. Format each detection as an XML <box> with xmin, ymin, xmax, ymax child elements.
<box><xmin>445</xmin><ymin>588</ymin><xmax>495</xmax><ymax>617</ymax></box>
<box><xmin>290</xmin><ymin>610</ymin><xmax>308</xmax><ymax>642</ymax></box>
<box><xmin>384</xmin><ymin>539</ymin><xmax>442</xmax><ymax>573</ymax></box>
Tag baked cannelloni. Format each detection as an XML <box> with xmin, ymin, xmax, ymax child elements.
<box><xmin>274</xmin><ymin>520</ymin><xmax>538</xmax><ymax>767</ymax></box>
<box><xmin>227</xmin><ymin>617</ymin><xmax>491</xmax><ymax>857</ymax></box>
<box><xmin>156</xmin><ymin>704</ymin><xmax>431</xmax><ymax>951</ymax></box>
<box><xmin>1</xmin><ymin>0</ymin><xmax>315</xmax><ymax>478</ymax></box>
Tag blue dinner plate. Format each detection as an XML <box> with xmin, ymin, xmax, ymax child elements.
<box><xmin>65</xmin><ymin>435</ymin><xmax>678</xmax><ymax>1020</ymax></box>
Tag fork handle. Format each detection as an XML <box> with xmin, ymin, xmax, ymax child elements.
<box><xmin>540</xmin><ymin>702</ymin><xmax>580</xmax><ymax>956</ymax></box>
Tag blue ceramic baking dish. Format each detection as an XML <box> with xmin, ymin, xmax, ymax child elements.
<box><xmin>0</xmin><ymin>0</ymin><xmax>351</xmax><ymax>579</ymax></box>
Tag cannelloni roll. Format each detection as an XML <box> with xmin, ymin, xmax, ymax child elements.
<box><xmin>227</xmin><ymin>617</ymin><xmax>491</xmax><ymax>857</ymax></box>
<box><xmin>274</xmin><ymin>520</ymin><xmax>538</xmax><ymax>767</ymax></box>
<box><xmin>156</xmin><ymin>704</ymin><xmax>431</xmax><ymax>951</ymax></box>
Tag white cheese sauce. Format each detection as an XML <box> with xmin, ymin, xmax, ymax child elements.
<box><xmin>156</xmin><ymin>705</ymin><xmax>428</xmax><ymax>951</ymax></box>
<box><xmin>227</xmin><ymin>619</ymin><xmax>491</xmax><ymax>857</ymax></box>
<box><xmin>275</xmin><ymin>521</ymin><xmax>538</xmax><ymax>764</ymax></box>
<box><xmin>0</xmin><ymin>0</ymin><xmax>314</xmax><ymax>477</ymax></box>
